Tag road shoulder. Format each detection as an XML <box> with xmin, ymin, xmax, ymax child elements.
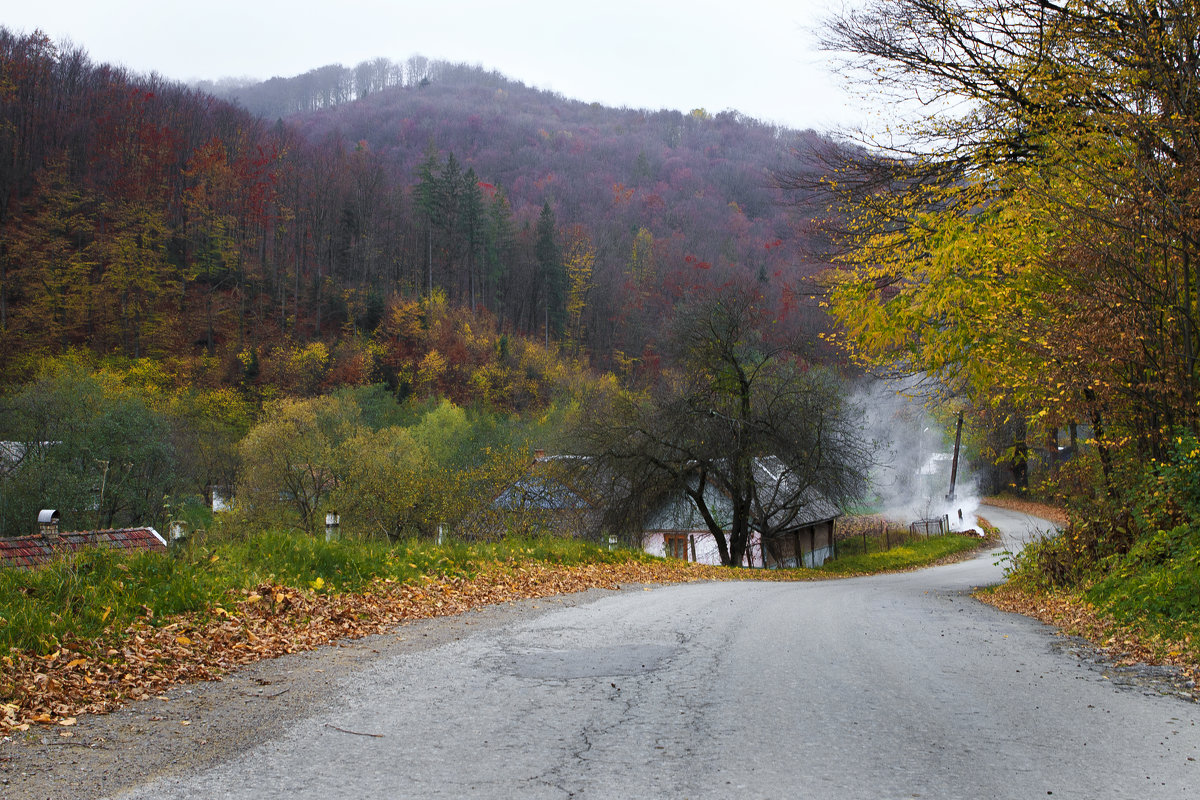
<box><xmin>0</xmin><ymin>587</ymin><xmax>624</xmax><ymax>800</ymax></box>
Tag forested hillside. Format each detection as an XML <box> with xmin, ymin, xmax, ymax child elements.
<box><xmin>0</xmin><ymin>28</ymin><xmax>853</xmax><ymax>540</ymax></box>
<box><xmin>265</xmin><ymin>58</ymin><xmax>833</xmax><ymax>365</ymax></box>
<box><xmin>0</xmin><ymin>32</ymin><xmax>832</xmax><ymax>393</ymax></box>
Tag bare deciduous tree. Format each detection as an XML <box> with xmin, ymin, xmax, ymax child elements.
<box><xmin>572</xmin><ymin>287</ymin><xmax>872</xmax><ymax>566</ymax></box>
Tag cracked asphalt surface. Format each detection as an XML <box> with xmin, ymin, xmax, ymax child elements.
<box><xmin>9</xmin><ymin>508</ymin><xmax>1200</xmax><ymax>798</ymax></box>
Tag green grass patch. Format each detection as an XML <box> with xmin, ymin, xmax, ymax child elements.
<box><xmin>0</xmin><ymin>546</ymin><xmax>216</xmax><ymax>653</ymax></box>
<box><xmin>0</xmin><ymin>533</ymin><xmax>651</xmax><ymax>655</ymax></box>
<box><xmin>817</xmin><ymin>533</ymin><xmax>983</xmax><ymax>575</ymax></box>
<box><xmin>204</xmin><ymin>531</ymin><xmax>414</xmax><ymax>593</ymax></box>
<box><xmin>204</xmin><ymin>532</ymin><xmax>655</xmax><ymax>592</ymax></box>
<box><xmin>1082</xmin><ymin>521</ymin><xmax>1200</xmax><ymax>643</ymax></box>
<box><xmin>832</xmin><ymin>529</ymin><xmax>929</xmax><ymax>557</ymax></box>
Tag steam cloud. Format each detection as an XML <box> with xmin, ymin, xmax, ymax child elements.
<box><xmin>855</xmin><ymin>379</ymin><xmax>980</xmax><ymax>532</ymax></box>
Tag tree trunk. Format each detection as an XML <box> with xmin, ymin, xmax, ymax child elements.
<box><xmin>685</xmin><ymin>477</ymin><xmax>732</xmax><ymax>566</ymax></box>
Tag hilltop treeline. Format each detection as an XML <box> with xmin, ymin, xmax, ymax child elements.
<box><xmin>195</xmin><ymin>54</ymin><xmax>435</xmax><ymax>116</ymax></box>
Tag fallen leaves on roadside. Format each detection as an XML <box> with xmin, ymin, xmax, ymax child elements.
<box><xmin>979</xmin><ymin>583</ymin><xmax>1199</xmax><ymax>692</ymax></box>
<box><xmin>0</xmin><ymin>558</ymin><xmax>794</xmax><ymax>733</ymax></box>
<box><xmin>980</xmin><ymin>497</ymin><xmax>1070</xmax><ymax>527</ymax></box>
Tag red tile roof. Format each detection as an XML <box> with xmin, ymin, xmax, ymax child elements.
<box><xmin>0</xmin><ymin>528</ymin><xmax>168</xmax><ymax>569</ymax></box>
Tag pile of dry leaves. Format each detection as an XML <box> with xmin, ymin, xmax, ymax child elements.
<box><xmin>1</xmin><ymin>558</ymin><xmax>776</xmax><ymax>734</ymax></box>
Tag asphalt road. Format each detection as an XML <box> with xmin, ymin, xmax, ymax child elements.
<box><xmin>115</xmin><ymin>508</ymin><xmax>1200</xmax><ymax>799</ymax></box>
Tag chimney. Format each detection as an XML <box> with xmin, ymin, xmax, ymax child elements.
<box><xmin>38</xmin><ymin>509</ymin><xmax>61</xmax><ymax>543</ymax></box>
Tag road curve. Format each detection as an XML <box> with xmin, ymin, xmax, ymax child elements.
<box><xmin>116</xmin><ymin>509</ymin><xmax>1200</xmax><ymax>799</ymax></box>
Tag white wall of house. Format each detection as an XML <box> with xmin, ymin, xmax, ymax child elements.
<box><xmin>642</xmin><ymin>528</ymin><xmax>764</xmax><ymax>567</ymax></box>
<box><xmin>642</xmin><ymin>486</ymin><xmax>758</xmax><ymax>565</ymax></box>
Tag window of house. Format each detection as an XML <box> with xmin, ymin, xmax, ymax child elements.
<box><xmin>664</xmin><ymin>533</ymin><xmax>690</xmax><ymax>561</ymax></box>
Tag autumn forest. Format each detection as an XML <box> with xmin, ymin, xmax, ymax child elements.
<box><xmin>0</xmin><ymin>26</ymin><xmax>846</xmax><ymax>540</ymax></box>
<box><xmin>0</xmin><ymin>30</ymin><xmax>830</xmax><ymax>387</ymax></box>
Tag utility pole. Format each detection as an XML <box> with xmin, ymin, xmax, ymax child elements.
<box><xmin>946</xmin><ymin>411</ymin><xmax>964</xmax><ymax>501</ymax></box>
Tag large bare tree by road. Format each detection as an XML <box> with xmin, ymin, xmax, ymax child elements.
<box><xmin>572</xmin><ymin>287</ymin><xmax>872</xmax><ymax>566</ymax></box>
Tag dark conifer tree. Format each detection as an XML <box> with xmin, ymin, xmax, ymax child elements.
<box><xmin>460</xmin><ymin>168</ymin><xmax>484</xmax><ymax>310</ymax></box>
<box><xmin>535</xmin><ymin>201</ymin><xmax>564</xmax><ymax>345</ymax></box>
<box><xmin>414</xmin><ymin>145</ymin><xmax>441</xmax><ymax>297</ymax></box>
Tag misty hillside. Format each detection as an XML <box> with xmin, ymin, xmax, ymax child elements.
<box><xmin>210</xmin><ymin>59</ymin><xmax>836</xmax><ymax>357</ymax></box>
<box><xmin>208</xmin><ymin>57</ymin><xmax>823</xmax><ymax>223</ymax></box>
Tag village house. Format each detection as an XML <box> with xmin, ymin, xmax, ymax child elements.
<box><xmin>0</xmin><ymin>509</ymin><xmax>168</xmax><ymax>569</ymax></box>
<box><xmin>490</xmin><ymin>454</ymin><xmax>843</xmax><ymax>567</ymax></box>
<box><xmin>642</xmin><ymin>461</ymin><xmax>842</xmax><ymax>568</ymax></box>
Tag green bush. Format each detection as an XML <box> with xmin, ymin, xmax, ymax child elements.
<box><xmin>1008</xmin><ymin>430</ymin><xmax>1200</xmax><ymax>592</ymax></box>
<box><xmin>1084</xmin><ymin>521</ymin><xmax>1200</xmax><ymax>640</ymax></box>
<box><xmin>1005</xmin><ymin>507</ymin><xmax>1137</xmax><ymax>590</ymax></box>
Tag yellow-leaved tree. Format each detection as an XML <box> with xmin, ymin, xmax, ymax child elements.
<box><xmin>237</xmin><ymin>394</ymin><xmax>360</xmax><ymax>534</ymax></box>
<box><xmin>803</xmin><ymin>0</ymin><xmax>1200</xmax><ymax>490</ymax></box>
<box><xmin>562</xmin><ymin>225</ymin><xmax>595</xmax><ymax>354</ymax></box>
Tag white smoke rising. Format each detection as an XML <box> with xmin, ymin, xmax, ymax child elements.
<box><xmin>855</xmin><ymin>379</ymin><xmax>981</xmax><ymax>532</ymax></box>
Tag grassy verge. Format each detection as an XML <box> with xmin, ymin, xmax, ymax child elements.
<box><xmin>0</xmin><ymin>533</ymin><xmax>657</xmax><ymax>656</ymax></box>
<box><xmin>817</xmin><ymin>533</ymin><xmax>984</xmax><ymax>576</ymax></box>
<box><xmin>1</xmin><ymin>530</ymin><xmax>985</xmax><ymax>733</ymax></box>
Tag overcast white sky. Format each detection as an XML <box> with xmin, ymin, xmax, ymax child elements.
<box><xmin>5</xmin><ymin>1</ymin><xmax>875</xmax><ymax>132</ymax></box>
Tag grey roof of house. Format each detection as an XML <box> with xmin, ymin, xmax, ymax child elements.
<box><xmin>643</xmin><ymin>457</ymin><xmax>842</xmax><ymax>534</ymax></box>
<box><xmin>492</xmin><ymin>475</ymin><xmax>593</xmax><ymax>512</ymax></box>
<box><xmin>753</xmin><ymin>456</ymin><xmax>842</xmax><ymax>530</ymax></box>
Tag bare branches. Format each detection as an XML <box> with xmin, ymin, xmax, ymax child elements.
<box><xmin>570</xmin><ymin>291</ymin><xmax>871</xmax><ymax>566</ymax></box>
